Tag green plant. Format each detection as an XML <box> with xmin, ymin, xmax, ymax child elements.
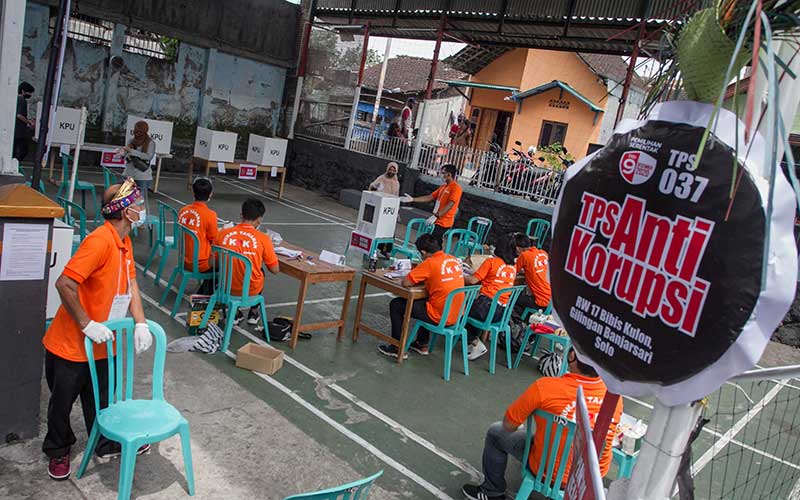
<box><xmin>537</xmin><ymin>143</ymin><xmax>574</xmax><ymax>172</ymax></box>
<box><xmin>159</xmin><ymin>37</ymin><xmax>179</xmax><ymax>62</ymax></box>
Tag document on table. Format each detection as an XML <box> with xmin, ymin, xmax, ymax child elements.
<box><xmin>270</xmin><ymin>166</ymin><xmax>278</xmax><ymax>177</ymax></box>
<box><xmin>384</xmin><ymin>269</ymin><xmax>410</xmax><ymax>279</ymax></box>
<box><xmin>217</xmin><ymin>162</ymin><xmax>226</xmax><ymax>173</ymax></box>
<box><xmin>0</xmin><ymin>223</ymin><xmax>49</xmax><ymax>281</ymax></box>
<box><xmin>274</xmin><ymin>246</ymin><xmax>302</xmax><ymax>258</ymax></box>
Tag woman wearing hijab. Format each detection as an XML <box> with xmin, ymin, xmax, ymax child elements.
<box><xmin>119</xmin><ymin>120</ymin><xmax>156</xmax><ymax>212</ymax></box>
<box><xmin>369</xmin><ymin>162</ymin><xmax>400</xmax><ymax>196</ymax></box>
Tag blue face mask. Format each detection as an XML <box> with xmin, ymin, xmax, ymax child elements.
<box><xmin>127</xmin><ymin>205</ymin><xmax>146</xmax><ymax>229</ymax></box>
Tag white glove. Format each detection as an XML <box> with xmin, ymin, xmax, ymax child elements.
<box><xmin>400</xmin><ymin>194</ymin><xmax>414</xmax><ymax>203</ymax></box>
<box><xmin>134</xmin><ymin>323</ymin><xmax>153</xmax><ymax>354</ymax></box>
<box><xmin>82</xmin><ymin>320</ymin><xmax>114</xmax><ymax>344</ymax></box>
<box><xmin>425</xmin><ymin>215</ymin><xmax>437</xmax><ymax>225</ymax></box>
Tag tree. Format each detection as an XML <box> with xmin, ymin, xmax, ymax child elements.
<box><xmin>337</xmin><ymin>47</ymin><xmax>383</xmax><ymax>70</ymax></box>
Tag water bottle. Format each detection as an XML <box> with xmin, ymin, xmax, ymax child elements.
<box><xmin>368</xmin><ymin>250</ymin><xmax>378</xmax><ymax>272</ymax></box>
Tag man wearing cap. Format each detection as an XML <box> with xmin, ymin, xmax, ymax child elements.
<box><xmin>42</xmin><ymin>178</ymin><xmax>153</xmax><ymax>481</ymax></box>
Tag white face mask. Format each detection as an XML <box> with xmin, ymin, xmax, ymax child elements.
<box><xmin>127</xmin><ymin>206</ymin><xmax>146</xmax><ymax>228</ymax></box>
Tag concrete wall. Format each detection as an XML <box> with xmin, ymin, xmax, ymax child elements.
<box><xmin>597</xmin><ymin>80</ymin><xmax>645</xmax><ymax>145</ymax></box>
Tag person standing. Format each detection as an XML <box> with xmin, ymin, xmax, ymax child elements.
<box><xmin>400</xmin><ymin>97</ymin><xmax>416</xmax><ymax>139</ymax></box>
<box><xmin>178</xmin><ymin>177</ymin><xmax>219</xmax><ymax>295</ymax></box>
<box><xmin>42</xmin><ymin>179</ymin><xmax>153</xmax><ymax>481</ymax></box>
<box><xmin>216</xmin><ymin>198</ymin><xmax>280</xmax><ymax>328</ymax></box>
<box><xmin>368</xmin><ymin>161</ymin><xmax>400</xmax><ymax>196</ymax></box>
<box><xmin>13</xmin><ymin>82</ymin><xmax>35</xmax><ymax>162</ymax></box>
<box><xmin>120</xmin><ymin>120</ymin><xmax>156</xmax><ymax>214</ymax></box>
<box><xmin>513</xmin><ymin>233</ymin><xmax>552</xmax><ymax>321</ymax></box>
<box><xmin>401</xmin><ymin>163</ymin><xmax>463</xmax><ymax>243</ymax></box>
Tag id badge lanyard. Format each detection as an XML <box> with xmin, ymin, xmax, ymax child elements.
<box><xmin>107</xmin><ymin>251</ymin><xmax>132</xmax><ymax>320</ymax></box>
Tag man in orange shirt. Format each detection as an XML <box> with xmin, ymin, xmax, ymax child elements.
<box><xmin>216</xmin><ymin>198</ymin><xmax>279</xmax><ymax>328</ymax></box>
<box><xmin>463</xmin><ymin>235</ymin><xmax>517</xmax><ymax>361</ymax></box>
<box><xmin>178</xmin><ymin>177</ymin><xmax>218</xmax><ymax>294</ymax></box>
<box><xmin>513</xmin><ymin>232</ymin><xmax>552</xmax><ymax>321</ymax></box>
<box><xmin>462</xmin><ymin>351</ymin><xmax>623</xmax><ymax>500</ymax></box>
<box><xmin>42</xmin><ymin>179</ymin><xmax>153</xmax><ymax>481</ymax></box>
<box><xmin>377</xmin><ymin>233</ymin><xmax>464</xmax><ymax>359</ymax></box>
<box><xmin>402</xmin><ymin>163</ymin><xmax>463</xmax><ymax>243</ymax></box>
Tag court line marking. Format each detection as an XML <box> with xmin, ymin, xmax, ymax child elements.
<box><xmin>701</xmin><ymin>427</ymin><xmax>800</xmax><ymax>471</ymax></box>
<box><xmin>137</xmin><ymin>290</ymin><xmax>455</xmax><ymax>500</ymax></box>
<box><xmin>136</xmin><ymin>263</ymin><xmax>481</xmax><ymax>481</ymax></box>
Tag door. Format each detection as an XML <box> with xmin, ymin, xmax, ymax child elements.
<box><xmin>474</xmin><ymin>109</ymin><xmax>498</xmax><ymax>151</ymax></box>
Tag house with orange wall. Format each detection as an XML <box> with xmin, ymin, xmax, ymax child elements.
<box><xmin>445</xmin><ymin>47</ymin><xmax>645</xmax><ymax>157</ymax></box>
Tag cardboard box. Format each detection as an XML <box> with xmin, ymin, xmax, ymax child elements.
<box><xmin>247</xmin><ymin>134</ymin><xmax>288</xmax><ymax>166</ymax></box>
<box><xmin>34</xmin><ymin>103</ymin><xmax>83</xmax><ymax>145</ymax></box>
<box><xmin>193</xmin><ymin>127</ymin><xmax>237</xmax><ymax>162</ymax></box>
<box><xmin>126</xmin><ymin>115</ymin><xmax>174</xmax><ymax>155</ymax></box>
<box><xmin>236</xmin><ymin>343</ymin><xmax>283</xmax><ymax>375</ymax></box>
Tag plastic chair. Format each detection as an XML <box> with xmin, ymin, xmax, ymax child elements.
<box><xmin>199</xmin><ymin>245</ymin><xmax>270</xmax><ymax>352</ymax></box>
<box><xmin>467</xmin><ymin>216</ymin><xmax>493</xmax><ymax>252</ymax></box>
<box><xmin>514</xmin><ymin>410</ymin><xmax>576</xmax><ymax>500</ymax></box>
<box><xmin>612</xmin><ymin>448</ymin><xmax>637</xmax><ymax>479</ymax></box>
<box><xmin>465</xmin><ymin>285</ymin><xmax>526</xmax><ymax>374</ymax></box>
<box><xmin>160</xmin><ymin>225</ymin><xmax>213</xmax><ymax>317</ymax></box>
<box><xmin>520</xmin><ymin>301</ymin><xmax>553</xmax><ymax>323</ymax></box>
<box><xmin>282</xmin><ymin>470</ymin><xmax>383</xmax><ymax>500</ymax></box>
<box><xmin>57</xmin><ymin>196</ymin><xmax>88</xmax><ymax>254</ymax></box>
<box><xmin>76</xmin><ymin>319</ymin><xmax>195</xmax><ymax>500</ymax></box>
<box><xmin>145</xmin><ymin>201</ymin><xmax>179</xmax><ymax>285</ymax></box>
<box><xmin>404</xmin><ymin>285</ymin><xmax>481</xmax><ymax>381</ymax></box>
<box><xmin>19</xmin><ymin>165</ymin><xmax>46</xmax><ymax>192</ymax></box>
<box><xmin>391</xmin><ymin>218</ymin><xmax>434</xmax><ymax>261</ymax></box>
<box><xmin>56</xmin><ymin>153</ymin><xmax>99</xmax><ymax>224</ymax></box>
<box><xmin>514</xmin><ymin>318</ymin><xmax>572</xmax><ymax>377</ymax></box>
<box><xmin>443</xmin><ymin>229</ymin><xmax>481</xmax><ymax>259</ymax></box>
<box><xmin>526</xmin><ymin>218</ymin><xmax>551</xmax><ymax>249</ymax></box>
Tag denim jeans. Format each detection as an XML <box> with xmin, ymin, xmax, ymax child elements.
<box><xmin>479</xmin><ymin>421</ymin><xmax>530</xmax><ymax>496</ymax></box>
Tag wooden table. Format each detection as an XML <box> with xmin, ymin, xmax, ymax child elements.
<box><xmin>276</xmin><ymin>242</ymin><xmax>356</xmax><ymax>349</ymax></box>
<box><xmin>352</xmin><ymin>269</ymin><xmax>427</xmax><ymax>364</ymax></box>
<box><xmin>188</xmin><ymin>157</ymin><xmax>287</xmax><ymax>199</ymax></box>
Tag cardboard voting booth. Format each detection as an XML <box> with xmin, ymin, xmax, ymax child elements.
<box><xmin>247</xmin><ymin>134</ymin><xmax>288</xmax><ymax>166</ymax></box>
<box><xmin>356</xmin><ymin>191</ymin><xmax>400</xmax><ymax>239</ymax></box>
<box><xmin>125</xmin><ymin>116</ymin><xmax>174</xmax><ymax>155</ymax></box>
<box><xmin>34</xmin><ymin>104</ymin><xmax>83</xmax><ymax>145</ymax></box>
<box><xmin>193</xmin><ymin>127</ymin><xmax>237</xmax><ymax>163</ymax></box>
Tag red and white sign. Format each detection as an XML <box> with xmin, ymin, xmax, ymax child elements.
<box><xmin>619</xmin><ymin>150</ymin><xmax>657</xmax><ymax>185</ymax></box>
<box><xmin>564</xmin><ymin>385</ymin><xmax>606</xmax><ymax>500</ymax></box>
<box><xmin>100</xmin><ymin>149</ymin><xmax>125</xmax><ymax>168</ymax></box>
<box><xmin>349</xmin><ymin>231</ymin><xmax>373</xmax><ymax>255</ymax></box>
<box><xmin>238</xmin><ymin>164</ymin><xmax>258</xmax><ymax>180</ymax></box>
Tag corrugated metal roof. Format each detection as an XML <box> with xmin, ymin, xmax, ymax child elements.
<box><xmin>437</xmin><ymin>79</ymin><xmax>519</xmax><ymax>92</ymax></box>
<box><xmin>509</xmin><ymin>80</ymin><xmax>603</xmax><ymax>113</ymax></box>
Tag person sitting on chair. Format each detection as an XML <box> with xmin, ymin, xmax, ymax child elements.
<box><xmin>401</xmin><ymin>163</ymin><xmax>463</xmax><ymax>244</ymax></box>
<box><xmin>178</xmin><ymin>177</ymin><xmax>218</xmax><ymax>295</ymax></box>
<box><xmin>513</xmin><ymin>232</ymin><xmax>551</xmax><ymax>322</ymax></box>
<box><xmin>216</xmin><ymin>198</ymin><xmax>279</xmax><ymax>328</ymax></box>
<box><xmin>377</xmin><ymin>233</ymin><xmax>464</xmax><ymax>359</ymax></box>
<box><xmin>461</xmin><ymin>350</ymin><xmax>623</xmax><ymax>500</ymax></box>
<box><xmin>463</xmin><ymin>235</ymin><xmax>518</xmax><ymax>361</ymax></box>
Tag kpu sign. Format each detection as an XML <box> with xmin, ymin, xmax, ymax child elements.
<box><xmin>247</xmin><ymin>134</ymin><xmax>288</xmax><ymax>167</ymax></box>
<box><xmin>193</xmin><ymin>127</ymin><xmax>237</xmax><ymax>163</ymax></box>
<box><xmin>125</xmin><ymin>116</ymin><xmax>173</xmax><ymax>155</ymax></box>
<box><xmin>34</xmin><ymin>103</ymin><xmax>83</xmax><ymax>145</ymax></box>
<box><xmin>550</xmin><ymin>101</ymin><xmax>797</xmax><ymax>406</ymax></box>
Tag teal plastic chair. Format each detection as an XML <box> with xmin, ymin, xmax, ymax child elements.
<box><xmin>467</xmin><ymin>216</ymin><xmax>493</xmax><ymax>252</ymax></box>
<box><xmin>199</xmin><ymin>245</ymin><xmax>270</xmax><ymax>352</ymax></box>
<box><xmin>56</xmin><ymin>154</ymin><xmax>99</xmax><ymax>224</ymax></box>
<box><xmin>145</xmin><ymin>201</ymin><xmax>179</xmax><ymax>285</ymax></box>
<box><xmin>514</xmin><ymin>410</ymin><xmax>576</xmax><ymax>500</ymax></box>
<box><xmin>612</xmin><ymin>448</ymin><xmax>637</xmax><ymax>479</ymax></box>
<box><xmin>443</xmin><ymin>229</ymin><xmax>481</xmax><ymax>259</ymax></box>
<box><xmin>103</xmin><ymin>166</ymin><xmax>125</xmax><ymax>191</ymax></box>
<box><xmin>526</xmin><ymin>218</ymin><xmax>551</xmax><ymax>249</ymax></box>
<box><xmin>521</xmin><ymin>301</ymin><xmax>553</xmax><ymax>324</ymax></box>
<box><xmin>18</xmin><ymin>166</ymin><xmax>46</xmax><ymax>192</ymax></box>
<box><xmin>282</xmin><ymin>470</ymin><xmax>383</xmax><ymax>500</ymax></box>
<box><xmin>76</xmin><ymin>319</ymin><xmax>195</xmax><ymax>500</ymax></box>
<box><xmin>391</xmin><ymin>218</ymin><xmax>434</xmax><ymax>261</ymax></box>
<box><xmin>404</xmin><ymin>285</ymin><xmax>481</xmax><ymax>381</ymax></box>
<box><xmin>465</xmin><ymin>285</ymin><xmax>526</xmax><ymax>374</ymax></box>
<box><xmin>514</xmin><ymin>314</ymin><xmax>572</xmax><ymax>377</ymax></box>
<box><xmin>160</xmin><ymin>224</ymin><xmax>213</xmax><ymax>317</ymax></box>
<box><xmin>57</xmin><ymin>196</ymin><xmax>88</xmax><ymax>254</ymax></box>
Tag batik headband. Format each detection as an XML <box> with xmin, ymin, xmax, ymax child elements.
<box><xmin>101</xmin><ymin>177</ymin><xmax>141</xmax><ymax>215</ymax></box>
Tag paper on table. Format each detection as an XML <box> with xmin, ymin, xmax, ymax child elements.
<box><xmin>274</xmin><ymin>246</ymin><xmax>302</xmax><ymax>258</ymax></box>
<box><xmin>270</xmin><ymin>166</ymin><xmax>278</xmax><ymax>177</ymax></box>
<box><xmin>217</xmin><ymin>162</ymin><xmax>226</xmax><ymax>174</ymax></box>
<box><xmin>384</xmin><ymin>269</ymin><xmax>410</xmax><ymax>279</ymax></box>
<box><xmin>319</xmin><ymin>250</ymin><xmax>345</xmax><ymax>266</ymax></box>
<box><xmin>150</xmin><ymin>155</ymin><xmax>157</xmax><ymax>166</ymax></box>
<box><xmin>0</xmin><ymin>223</ymin><xmax>49</xmax><ymax>281</ymax></box>
<box><xmin>59</xmin><ymin>144</ymin><xmax>70</xmax><ymax>157</ymax></box>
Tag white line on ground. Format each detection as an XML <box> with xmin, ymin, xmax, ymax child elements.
<box><xmin>702</xmin><ymin>427</ymin><xmax>800</xmax><ymax>471</ymax></box>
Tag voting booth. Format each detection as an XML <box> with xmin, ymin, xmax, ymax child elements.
<box><xmin>348</xmin><ymin>191</ymin><xmax>400</xmax><ymax>255</ymax></box>
<box><xmin>193</xmin><ymin>127</ymin><xmax>237</xmax><ymax>163</ymax></box>
<box><xmin>33</xmin><ymin>104</ymin><xmax>84</xmax><ymax>145</ymax></box>
<box><xmin>125</xmin><ymin>115</ymin><xmax>174</xmax><ymax>155</ymax></box>
<box><xmin>247</xmin><ymin>134</ymin><xmax>288</xmax><ymax>167</ymax></box>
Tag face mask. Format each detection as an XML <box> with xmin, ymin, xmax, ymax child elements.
<box><xmin>23</xmin><ymin>93</ymin><xmax>31</xmax><ymax>100</ymax></box>
<box><xmin>127</xmin><ymin>207</ymin><xmax>146</xmax><ymax>229</ymax></box>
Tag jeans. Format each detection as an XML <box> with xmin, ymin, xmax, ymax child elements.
<box><xmin>466</xmin><ymin>294</ymin><xmax>504</xmax><ymax>343</ymax></box>
<box><xmin>479</xmin><ymin>421</ymin><xmax>529</xmax><ymax>496</ymax></box>
<box><xmin>12</xmin><ymin>137</ymin><xmax>28</xmax><ymax>161</ymax></box>
<box><xmin>389</xmin><ymin>297</ymin><xmax>433</xmax><ymax>344</ymax></box>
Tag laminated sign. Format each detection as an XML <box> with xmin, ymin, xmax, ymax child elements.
<box><xmin>550</xmin><ymin>101</ymin><xmax>797</xmax><ymax>405</ymax></box>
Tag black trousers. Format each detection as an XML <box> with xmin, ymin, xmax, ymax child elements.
<box><xmin>513</xmin><ymin>292</ymin><xmax>547</xmax><ymax>322</ymax></box>
<box><xmin>466</xmin><ymin>294</ymin><xmax>504</xmax><ymax>342</ymax></box>
<box><xmin>43</xmin><ymin>350</ymin><xmax>116</xmax><ymax>458</ymax></box>
<box><xmin>390</xmin><ymin>297</ymin><xmax>433</xmax><ymax>344</ymax></box>
<box><xmin>12</xmin><ymin>137</ymin><xmax>28</xmax><ymax>161</ymax></box>
<box><xmin>431</xmin><ymin>224</ymin><xmax>449</xmax><ymax>246</ymax></box>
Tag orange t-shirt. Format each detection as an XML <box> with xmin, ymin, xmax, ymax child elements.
<box><xmin>178</xmin><ymin>201</ymin><xmax>218</xmax><ymax>272</ymax></box>
<box><xmin>216</xmin><ymin>224</ymin><xmax>278</xmax><ymax>297</ymax></box>
<box><xmin>505</xmin><ymin>373</ymin><xmax>623</xmax><ymax>482</ymax></box>
<box><xmin>516</xmin><ymin>247</ymin><xmax>551</xmax><ymax>307</ymax></box>
<box><xmin>473</xmin><ymin>256</ymin><xmax>517</xmax><ymax>305</ymax></box>
<box><xmin>407</xmin><ymin>251</ymin><xmax>465</xmax><ymax>324</ymax></box>
<box><xmin>431</xmin><ymin>181</ymin><xmax>463</xmax><ymax>228</ymax></box>
<box><xmin>43</xmin><ymin>222</ymin><xmax>137</xmax><ymax>362</ymax></box>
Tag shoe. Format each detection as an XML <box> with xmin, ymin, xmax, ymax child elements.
<box><xmin>461</xmin><ymin>484</ymin><xmax>505</xmax><ymax>500</ymax></box>
<box><xmin>409</xmin><ymin>340</ymin><xmax>429</xmax><ymax>356</ymax></box>
<box><xmin>376</xmin><ymin>343</ymin><xmax>408</xmax><ymax>360</ymax></box>
<box><xmin>96</xmin><ymin>443</ymin><xmax>151</xmax><ymax>460</ymax></box>
<box><xmin>247</xmin><ymin>309</ymin><xmax>260</xmax><ymax>325</ymax></box>
<box><xmin>468</xmin><ymin>339</ymin><xmax>488</xmax><ymax>361</ymax></box>
<box><xmin>233</xmin><ymin>310</ymin><xmax>244</xmax><ymax>326</ymax></box>
<box><xmin>48</xmin><ymin>455</ymin><xmax>70</xmax><ymax>481</ymax></box>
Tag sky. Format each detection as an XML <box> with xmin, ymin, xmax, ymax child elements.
<box><xmin>367</xmin><ymin>37</ymin><xmax>465</xmax><ymax>60</ymax></box>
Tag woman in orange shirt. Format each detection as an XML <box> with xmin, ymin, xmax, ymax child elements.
<box><xmin>464</xmin><ymin>235</ymin><xmax>517</xmax><ymax>360</ymax></box>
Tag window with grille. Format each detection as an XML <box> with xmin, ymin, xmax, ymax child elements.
<box><xmin>538</xmin><ymin>120</ymin><xmax>568</xmax><ymax>148</ymax></box>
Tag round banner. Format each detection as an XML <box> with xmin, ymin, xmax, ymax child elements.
<box><xmin>550</xmin><ymin>101</ymin><xmax>797</xmax><ymax>406</ymax></box>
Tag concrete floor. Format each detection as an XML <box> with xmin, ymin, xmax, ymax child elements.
<box><xmin>2</xmin><ymin>167</ymin><xmax>799</xmax><ymax>499</ymax></box>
